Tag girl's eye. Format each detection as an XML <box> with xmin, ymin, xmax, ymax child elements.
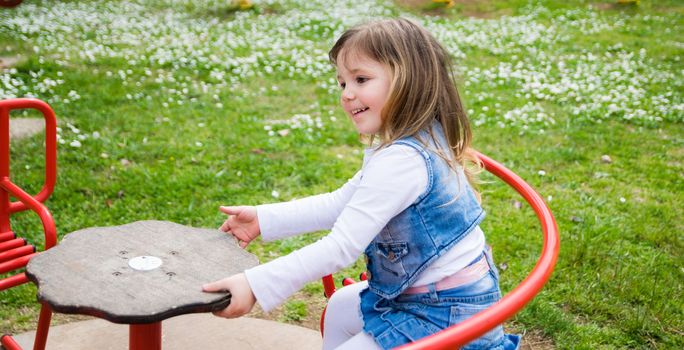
<box><xmin>356</xmin><ymin>77</ymin><xmax>368</xmax><ymax>84</ymax></box>
<box><xmin>338</xmin><ymin>82</ymin><xmax>346</xmax><ymax>89</ymax></box>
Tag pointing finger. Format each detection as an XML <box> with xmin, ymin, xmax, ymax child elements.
<box><xmin>219</xmin><ymin>206</ymin><xmax>242</xmax><ymax>215</ymax></box>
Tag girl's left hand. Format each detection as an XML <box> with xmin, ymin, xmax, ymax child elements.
<box><xmin>202</xmin><ymin>273</ymin><xmax>256</xmax><ymax>318</ymax></box>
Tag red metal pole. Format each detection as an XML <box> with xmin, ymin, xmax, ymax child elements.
<box><xmin>0</xmin><ymin>238</ymin><xmax>25</xmax><ymax>252</ymax></box>
<box><xmin>32</xmin><ymin>303</ymin><xmax>52</xmax><ymax>350</ymax></box>
<box><xmin>0</xmin><ymin>335</ymin><xmax>22</xmax><ymax>350</ymax></box>
<box><xmin>130</xmin><ymin>323</ymin><xmax>162</xmax><ymax>350</ymax></box>
<box><xmin>0</xmin><ymin>103</ymin><xmax>11</xmax><ymax>233</ymax></box>
<box><xmin>321</xmin><ymin>274</ymin><xmax>336</xmax><ymax>299</ymax></box>
<box><xmin>0</xmin><ymin>231</ymin><xmax>15</xmax><ymax>242</ymax></box>
<box><xmin>0</xmin><ymin>178</ymin><xmax>57</xmax><ymax>250</ymax></box>
<box><xmin>0</xmin><ymin>245</ymin><xmax>34</xmax><ymax>263</ymax></box>
<box><xmin>0</xmin><ymin>272</ymin><xmax>28</xmax><ymax>290</ymax></box>
<box><xmin>0</xmin><ymin>254</ymin><xmax>34</xmax><ymax>274</ymax></box>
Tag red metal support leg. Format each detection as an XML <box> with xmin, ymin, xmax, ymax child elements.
<box><xmin>321</xmin><ymin>274</ymin><xmax>335</xmax><ymax>299</ymax></box>
<box><xmin>129</xmin><ymin>322</ymin><xmax>162</xmax><ymax>350</ymax></box>
<box><xmin>32</xmin><ymin>303</ymin><xmax>52</xmax><ymax>350</ymax></box>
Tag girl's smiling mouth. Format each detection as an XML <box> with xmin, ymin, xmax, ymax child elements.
<box><xmin>351</xmin><ymin>107</ymin><xmax>369</xmax><ymax>115</ymax></box>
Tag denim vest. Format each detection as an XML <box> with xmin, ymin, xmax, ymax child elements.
<box><xmin>363</xmin><ymin>129</ymin><xmax>485</xmax><ymax>299</ymax></box>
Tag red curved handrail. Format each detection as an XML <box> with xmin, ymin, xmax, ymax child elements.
<box><xmin>395</xmin><ymin>151</ymin><xmax>560</xmax><ymax>349</ymax></box>
<box><xmin>0</xmin><ymin>98</ymin><xmax>57</xmax><ymax>219</ymax></box>
<box><xmin>0</xmin><ymin>178</ymin><xmax>56</xmax><ymax>250</ymax></box>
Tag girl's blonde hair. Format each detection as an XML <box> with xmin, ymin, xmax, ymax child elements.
<box><xmin>329</xmin><ymin>18</ymin><xmax>482</xmax><ymax>193</ymax></box>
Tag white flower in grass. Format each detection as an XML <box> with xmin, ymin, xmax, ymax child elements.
<box><xmin>619</xmin><ymin>197</ymin><xmax>626</xmax><ymax>203</ymax></box>
<box><xmin>69</xmin><ymin>140</ymin><xmax>81</xmax><ymax>148</ymax></box>
<box><xmin>538</xmin><ymin>170</ymin><xmax>546</xmax><ymax>176</ymax></box>
<box><xmin>271</xmin><ymin>190</ymin><xmax>279</xmax><ymax>198</ymax></box>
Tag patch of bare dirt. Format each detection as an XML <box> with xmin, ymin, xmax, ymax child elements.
<box><xmin>0</xmin><ymin>55</ymin><xmax>21</xmax><ymax>69</ymax></box>
<box><xmin>248</xmin><ymin>290</ymin><xmax>328</xmax><ymax>331</ymax></box>
<box><xmin>10</xmin><ymin>118</ymin><xmax>45</xmax><ymax>140</ymax></box>
<box><xmin>395</xmin><ymin>0</ymin><xmax>512</xmax><ymax>18</ymax></box>
<box><xmin>593</xmin><ymin>3</ymin><xmax>618</xmax><ymax>10</ymax></box>
<box><xmin>517</xmin><ymin>328</ymin><xmax>556</xmax><ymax>350</ymax></box>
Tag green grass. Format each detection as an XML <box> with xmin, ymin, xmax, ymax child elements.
<box><xmin>1</xmin><ymin>0</ymin><xmax>683</xmax><ymax>348</ymax></box>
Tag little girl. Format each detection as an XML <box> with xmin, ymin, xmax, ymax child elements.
<box><xmin>203</xmin><ymin>18</ymin><xmax>520</xmax><ymax>350</ymax></box>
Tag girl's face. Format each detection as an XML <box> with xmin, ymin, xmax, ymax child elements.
<box><xmin>336</xmin><ymin>52</ymin><xmax>392</xmax><ymax>135</ymax></box>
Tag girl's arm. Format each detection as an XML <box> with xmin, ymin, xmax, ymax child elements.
<box><xmin>256</xmin><ymin>171</ymin><xmax>361</xmax><ymax>242</ymax></box>
<box><xmin>245</xmin><ymin>145</ymin><xmax>427</xmax><ymax>312</ymax></box>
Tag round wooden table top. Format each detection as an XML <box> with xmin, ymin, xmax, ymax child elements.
<box><xmin>26</xmin><ymin>220</ymin><xmax>259</xmax><ymax>324</ymax></box>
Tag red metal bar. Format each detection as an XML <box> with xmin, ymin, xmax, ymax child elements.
<box><xmin>0</xmin><ymin>100</ymin><xmax>9</xmax><ymax>233</ymax></box>
<box><xmin>0</xmin><ymin>98</ymin><xmax>57</xmax><ymax>216</ymax></box>
<box><xmin>0</xmin><ymin>238</ymin><xmax>26</xmax><ymax>252</ymax></box>
<box><xmin>0</xmin><ymin>245</ymin><xmax>34</xmax><ymax>263</ymax></box>
<box><xmin>0</xmin><ymin>253</ymin><xmax>34</xmax><ymax>274</ymax></box>
<box><xmin>341</xmin><ymin>277</ymin><xmax>355</xmax><ymax>286</ymax></box>
<box><xmin>0</xmin><ymin>231</ymin><xmax>14</xmax><ymax>242</ymax></box>
<box><xmin>0</xmin><ymin>179</ymin><xmax>56</xmax><ymax>250</ymax></box>
<box><xmin>32</xmin><ymin>303</ymin><xmax>52</xmax><ymax>350</ymax></box>
<box><xmin>322</xmin><ymin>274</ymin><xmax>336</xmax><ymax>299</ymax></box>
<box><xmin>130</xmin><ymin>323</ymin><xmax>162</xmax><ymax>350</ymax></box>
<box><xmin>0</xmin><ymin>272</ymin><xmax>28</xmax><ymax>290</ymax></box>
<box><xmin>395</xmin><ymin>152</ymin><xmax>560</xmax><ymax>349</ymax></box>
<box><xmin>319</xmin><ymin>306</ymin><xmax>328</xmax><ymax>337</ymax></box>
<box><xmin>0</xmin><ymin>335</ymin><xmax>22</xmax><ymax>350</ymax></box>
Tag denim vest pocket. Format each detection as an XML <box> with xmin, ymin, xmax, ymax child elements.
<box><xmin>376</xmin><ymin>241</ymin><xmax>409</xmax><ymax>276</ymax></box>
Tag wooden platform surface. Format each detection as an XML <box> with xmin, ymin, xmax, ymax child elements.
<box><xmin>26</xmin><ymin>220</ymin><xmax>258</xmax><ymax>324</ymax></box>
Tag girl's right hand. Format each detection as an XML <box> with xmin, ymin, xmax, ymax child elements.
<box><xmin>219</xmin><ymin>206</ymin><xmax>260</xmax><ymax>248</ymax></box>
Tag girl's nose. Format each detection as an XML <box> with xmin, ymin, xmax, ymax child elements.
<box><xmin>341</xmin><ymin>88</ymin><xmax>354</xmax><ymax>101</ymax></box>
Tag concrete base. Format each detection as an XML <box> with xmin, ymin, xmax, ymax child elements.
<box><xmin>9</xmin><ymin>118</ymin><xmax>44</xmax><ymax>140</ymax></box>
<box><xmin>10</xmin><ymin>314</ymin><xmax>322</xmax><ymax>350</ymax></box>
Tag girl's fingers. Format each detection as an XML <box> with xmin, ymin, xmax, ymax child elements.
<box><xmin>219</xmin><ymin>206</ymin><xmax>242</xmax><ymax>215</ymax></box>
<box><xmin>219</xmin><ymin>221</ymin><xmax>230</xmax><ymax>232</ymax></box>
<box><xmin>202</xmin><ymin>280</ymin><xmax>227</xmax><ymax>292</ymax></box>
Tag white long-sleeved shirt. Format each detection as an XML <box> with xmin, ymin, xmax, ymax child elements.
<box><xmin>245</xmin><ymin>144</ymin><xmax>485</xmax><ymax>312</ymax></box>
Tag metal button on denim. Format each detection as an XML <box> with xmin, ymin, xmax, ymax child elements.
<box><xmin>388</xmin><ymin>251</ymin><xmax>395</xmax><ymax>260</ymax></box>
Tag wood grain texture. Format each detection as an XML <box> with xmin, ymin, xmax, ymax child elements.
<box><xmin>26</xmin><ymin>220</ymin><xmax>259</xmax><ymax>324</ymax></box>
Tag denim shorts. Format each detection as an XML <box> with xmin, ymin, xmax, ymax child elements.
<box><xmin>360</xmin><ymin>250</ymin><xmax>521</xmax><ymax>349</ymax></box>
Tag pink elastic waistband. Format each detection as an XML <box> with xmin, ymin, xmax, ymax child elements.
<box><xmin>403</xmin><ymin>254</ymin><xmax>490</xmax><ymax>295</ymax></box>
